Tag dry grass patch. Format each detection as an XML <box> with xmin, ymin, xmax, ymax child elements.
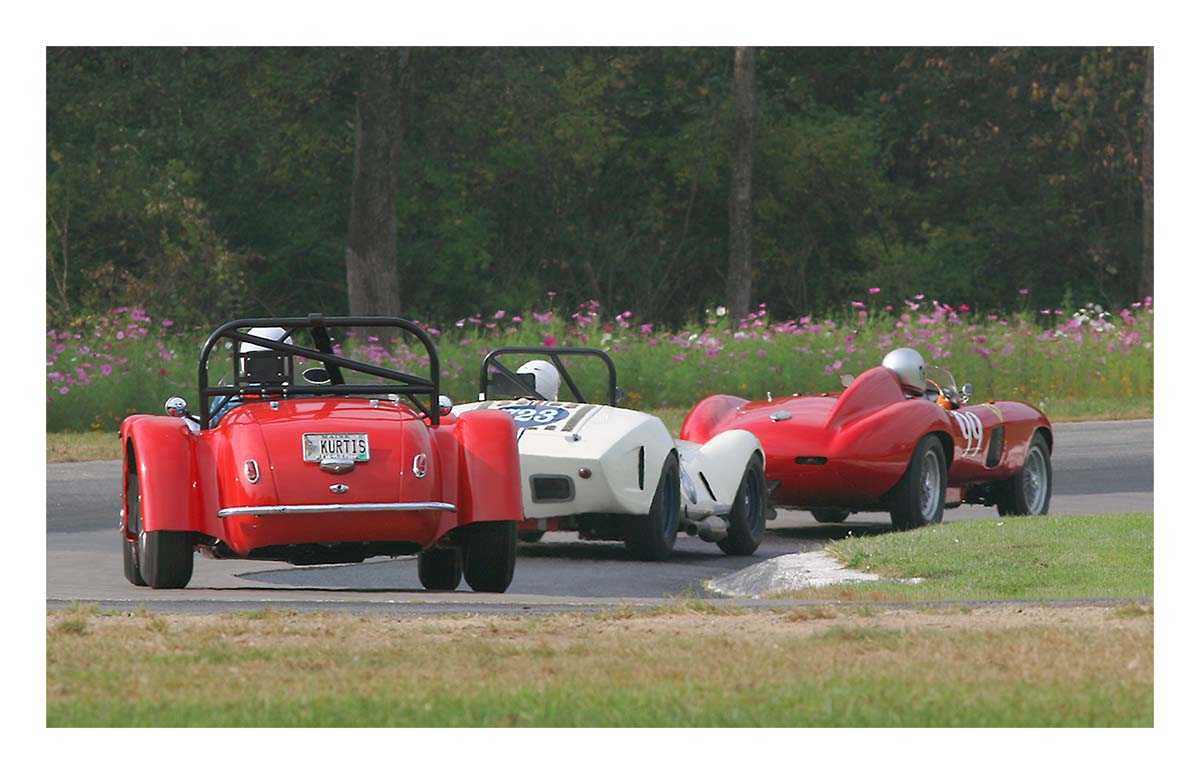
<box><xmin>48</xmin><ymin>605</ymin><xmax>1152</xmax><ymax>726</ymax></box>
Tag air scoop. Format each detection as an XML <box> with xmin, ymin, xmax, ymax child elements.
<box><xmin>320</xmin><ymin>458</ymin><xmax>356</xmax><ymax>474</ymax></box>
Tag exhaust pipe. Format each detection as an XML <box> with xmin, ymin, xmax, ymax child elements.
<box><xmin>696</xmin><ymin>515</ymin><xmax>728</xmax><ymax>543</ymax></box>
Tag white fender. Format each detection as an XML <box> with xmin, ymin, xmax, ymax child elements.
<box><xmin>676</xmin><ymin>428</ymin><xmax>763</xmax><ymax>515</ymax></box>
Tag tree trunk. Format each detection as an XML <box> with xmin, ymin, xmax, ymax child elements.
<box><xmin>1139</xmin><ymin>47</ymin><xmax>1153</xmax><ymax>301</ymax></box>
<box><xmin>346</xmin><ymin>48</ymin><xmax>409</xmax><ymax>326</ymax></box>
<box><xmin>726</xmin><ymin>47</ymin><xmax>756</xmax><ymax>320</ymax></box>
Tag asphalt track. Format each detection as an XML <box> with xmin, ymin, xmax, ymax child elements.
<box><xmin>46</xmin><ymin>419</ymin><xmax>1152</xmax><ymax>614</ymax></box>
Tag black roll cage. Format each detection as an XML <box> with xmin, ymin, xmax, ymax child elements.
<box><xmin>479</xmin><ymin>346</ymin><xmax>618</xmax><ymax>406</ymax></box>
<box><xmin>199</xmin><ymin>314</ymin><xmax>441</xmax><ymax>427</ymax></box>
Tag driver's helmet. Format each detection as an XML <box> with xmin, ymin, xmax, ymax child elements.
<box><xmin>516</xmin><ymin>359</ymin><xmax>560</xmax><ymax>401</ymax></box>
<box><xmin>239</xmin><ymin>326</ymin><xmax>293</xmax><ymax>385</ymax></box>
<box><xmin>882</xmin><ymin>347</ymin><xmax>926</xmax><ymax>395</ymax></box>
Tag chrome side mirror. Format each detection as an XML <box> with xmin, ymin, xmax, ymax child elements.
<box><xmin>840</xmin><ymin>373</ymin><xmax>855</xmax><ymax>389</ymax></box>
<box><xmin>614</xmin><ymin>386</ymin><xmax>626</xmax><ymax>406</ymax></box>
<box><xmin>165</xmin><ymin>396</ymin><xmax>189</xmax><ymax>418</ymax></box>
<box><xmin>961</xmin><ymin>383</ymin><xmax>974</xmax><ymax>404</ymax></box>
<box><xmin>438</xmin><ymin>394</ymin><xmax>454</xmax><ymax>416</ymax></box>
<box><xmin>302</xmin><ymin>366</ymin><xmax>331</xmax><ymax>385</ymax></box>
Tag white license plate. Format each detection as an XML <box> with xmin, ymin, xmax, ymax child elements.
<box><xmin>302</xmin><ymin>433</ymin><xmax>370</xmax><ymax>462</ymax></box>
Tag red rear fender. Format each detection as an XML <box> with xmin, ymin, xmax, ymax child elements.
<box><xmin>121</xmin><ymin>416</ymin><xmax>211</xmax><ymax>535</ymax></box>
<box><xmin>451</xmin><ymin>409</ymin><xmax>523</xmax><ymax>525</ymax></box>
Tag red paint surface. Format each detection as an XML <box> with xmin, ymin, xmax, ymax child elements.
<box><xmin>682</xmin><ymin>366</ymin><xmax>1051</xmax><ymax>510</ymax></box>
<box><xmin>120</xmin><ymin>399</ymin><xmax>521</xmax><ymax>557</ymax></box>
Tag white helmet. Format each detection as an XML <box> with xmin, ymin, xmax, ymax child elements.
<box><xmin>516</xmin><ymin>359</ymin><xmax>560</xmax><ymax>400</ymax></box>
<box><xmin>882</xmin><ymin>347</ymin><xmax>926</xmax><ymax>394</ymax></box>
<box><xmin>239</xmin><ymin>326</ymin><xmax>293</xmax><ymax>385</ymax></box>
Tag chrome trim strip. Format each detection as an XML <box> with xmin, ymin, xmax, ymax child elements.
<box><xmin>217</xmin><ymin>501</ymin><xmax>457</xmax><ymax>518</ymax></box>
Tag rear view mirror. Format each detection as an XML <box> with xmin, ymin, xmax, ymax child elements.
<box><xmin>165</xmin><ymin>396</ymin><xmax>189</xmax><ymax>418</ymax></box>
<box><xmin>961</xmin><ymin>383</ymin><xmax>974</xmax><ymax>403</ymax></box>
<box><xmin>840</xmin><ymin>374</ymin><xmax>855</xmax><ymax>388</ymax></box>
<box><xmin>614</xmin><ymin>386</ymin><xmax>626</xmax><ymax>406</ymax></box>
<box><xmin>302</xmin><ymin>367</ymin><xmax>331</xmax><ymax>385</ymax></box>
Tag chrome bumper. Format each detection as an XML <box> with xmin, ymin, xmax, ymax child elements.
<box><xmin>217</xmin><ymin>502</ymin><xmax>457</xmax><ymax>518</ymax></box>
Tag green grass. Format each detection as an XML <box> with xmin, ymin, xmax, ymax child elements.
<box><xmin>47</xmin><ymin>303</ymin><xmax>1153</xmax><ymax>432</ymax></box>
<box><xmin>797</xmin><ymin>513</ymin><xmax>1154</xmax><ymax>602</ymax></box>
<box><xmin>44</xmin><ymin>396</ymin><xmax>1152</xmax><ymax>463</ymax></box>
<box><xmin>47</xmin><ymin>606</ymin><xmax>1152</xmax><ymax>726</ymax></box>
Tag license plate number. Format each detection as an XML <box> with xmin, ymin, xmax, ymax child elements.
<box><xmin>302</xmin><ymin>433</ymin><xmax>370</xmax><ymax>462</ymax></box>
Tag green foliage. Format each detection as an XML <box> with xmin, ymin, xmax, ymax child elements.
<box><xmin>46</xmin><ymin>46</ymin><xmax>1150</xmax><ymax>326</ymax></box>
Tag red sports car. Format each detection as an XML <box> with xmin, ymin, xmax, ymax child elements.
<box><xmin>679</xmin><ymin>348</ymin><xmax>1052</xmax><ymax>529</ymax></box>
<box><xmin>119</xmin><ymin>315</ymin><xmax>523</xmax><ymax>591</ymax></box>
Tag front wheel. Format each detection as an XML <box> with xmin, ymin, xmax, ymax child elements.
<box><xmin>624</xmin><ymin>453</ymin><xmax>681</xmax><ymax>561</ymax></box>
<box><xmin>889</xmin><ymin>435</ymin><xmax>947</xmax><ymax>530</ymax></box>
<box><xmin>718</xmin><ymin>455</ymin><xmax>766</xmax><ymax>556</ymax></box>
<box><xmin>417</xmin><ymin>547</ymin><xmax>462</xmax><ymax>591</ymax></box>
<box><xmin>996</xmin><ymin>434</ymin><xmax>1052</xmax><ymax>516</ymax></box>
<box><xmin>462</xmin><ymin>521</ymin><xmax>517</xmax><ymax>593</ymax></box>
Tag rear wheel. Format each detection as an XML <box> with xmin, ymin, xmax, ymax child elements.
<box><xmin>462</xmin><ymin>521</ymin><xmax>517</xmax><ymax>593</ymax></box>
<box><xmin>138</xmin><ymin>530</ymin><xmax>195</xmax><ymax>589</ymax></box>
<box><xmin>718</xmin><ymin>456</ymin><xmax>766</xmax><ymax>556</ymax></box>
<box><xmin>889</xmin><ymin>436</ymin><xmax>947</xmax><ymax>530</ymax></box>
<box><xmin>624</xmin><ymin>453</ymin><xmax>681</xmax><ymax>561</ymax></box>
<box><xmin>122</xmin><ymin>465</ymin><xmax>147</xmax><ymax>587</ymax></box>
<box><xmin>417</xmin><ymin>547</ymin><xmax>462</xmax><ymax>591</ymax></box>
<box><xmin>996</xmin><ymin>434</ymin><xmax>1052</xmax><ymax>516</ymax></box>
<box><xmin>811</xmin><ymin>509</ymin><xmax>850</xmax><ymax>524</ymax></box>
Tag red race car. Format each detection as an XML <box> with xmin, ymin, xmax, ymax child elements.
<box><xmin>119</xmin><ymin>315</ymin><xmax>523</xmax><ymax>591</ymax></box>
<box><xmin>680</xmin><ymin>348</ymin><xmax>1053</xmax><ymax>529</ymax></box>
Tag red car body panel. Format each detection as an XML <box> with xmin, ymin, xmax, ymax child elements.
<box><xmin>120</xmin><ymin>400</ymin><xmax>522</xmax><ymax>558</ymax></box>
<box><xmin>681</xmin><ymin>366</ymin><xmax>1052</xmax><ymax>511</ymax></box>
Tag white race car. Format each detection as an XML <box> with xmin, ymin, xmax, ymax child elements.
<box><xmin>450</xmin><ymin>347</ymin><xmax>768</xmax><ymax>560</ymax></box>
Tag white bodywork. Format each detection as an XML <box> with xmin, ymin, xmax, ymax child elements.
<box><xmin>451</xmin><ymin>399</ymin><xmax>762</xmax><ymax>527</ymax></box>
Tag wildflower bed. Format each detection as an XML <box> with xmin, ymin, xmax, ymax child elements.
<box><xmin>46</xmin><ymin>294</ymin><xmax>1153</xmax><ymax>433</ymax></box>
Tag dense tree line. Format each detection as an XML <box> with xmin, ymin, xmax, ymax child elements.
<box><xmin>46</xmin><ymin>46</ymin><xmax>1151</xmax><ymax>327</ymax></box>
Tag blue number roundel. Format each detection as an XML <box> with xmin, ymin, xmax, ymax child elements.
<box><xmin>498</xmin><ymin>405</ymin><xmax>570</xmax><ymax>427</ymax></box>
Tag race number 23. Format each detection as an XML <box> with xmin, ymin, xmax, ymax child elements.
<box><xmin>499</xmin><ymin>405</ymin><xmax>569</xmax><ymax>427</ymax></box>
<box><xmin>951</xmin><ymin>410</ymin><xmax>984</xmax><ymax>456</ymax></box>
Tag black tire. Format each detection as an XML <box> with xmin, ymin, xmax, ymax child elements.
<box><xmin>718</xmin><ymin>455</ymin><xmax>766</xmax><ymax>556</ymax></box>
<box><xmin>417</xmin><ymin>547</ymin><xmax>463</xmax><ymax>591</ymax></box>
<box><xmin>624</xmin><ymin>453</ymin><xmax>681</xmax><ymax>561</ymax></box>
<box><xmin>889</xmin><ymin>435</ymin><xmax>947</xmax><ymax>530</ymax></box>
<box><xmin>995</xmin><ymin>434</ymin><xmax>1052</xmax><ymax>516</ymax></box>
<box><xmin>518</xmin><ymin>530</ymin><xmax>546</xmax><ymax>544</ymax></box>
<box><xmin>811</xmin><ymin>508</ymin><xmax>850</xmax><ymax>524</ymax></box>
<box><xmin>462</xmin><ymin>521</ymin><xmax>517</xmax><ymax>593</ymax></box>
<box><xmin>122</xmin><ymin>465</ymin><xmax>147</xmax><ymax>587</ymax></box>
<box><xmin>138</xmin><ymin>530</ymin><xmax>195</xmax><ymax>589</ymax></box>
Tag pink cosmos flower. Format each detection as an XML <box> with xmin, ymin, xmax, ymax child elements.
<box><xmin>1018</xmin><ymin>288</ymin><xmax>1029</xmax><ymax>296</ymax></box>
<box><xmin>868</xmin><ymin>287</ymin><xmax>881</xmax><ymax>294</ymax></box>
<box><xmin>494</xmin><ymin>310</ymin><xmax>506</xmax><ymax>319</ymax></box>
<box><xmin>543</xmin><ymin>335</ymin><xmax>557</xmax><ymax>347</ymax></box>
